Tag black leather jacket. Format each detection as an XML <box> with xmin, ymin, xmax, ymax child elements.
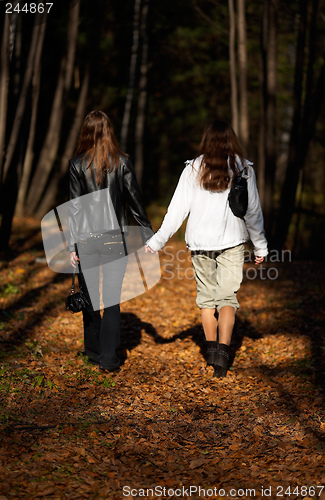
<box><xmin>68</xmin><ymin>154</ymin><xmax>153</xmax><ymax>251</ymax></box>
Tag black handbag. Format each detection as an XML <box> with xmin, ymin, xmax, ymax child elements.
<box><xmin>228</xmin><ymin>167</ymin><xmax>248</xmax><ymax>219</ymax></box>
<box><xmin>65</xmin><ymin>268</ymin><xmax>90</xmax><ymax>314</ymax></box>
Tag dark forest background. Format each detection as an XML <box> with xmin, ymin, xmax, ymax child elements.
<box><xmin>0</xmin><ymin>0</ymin><xmax>324</xmax><ymax>258</ymax></box>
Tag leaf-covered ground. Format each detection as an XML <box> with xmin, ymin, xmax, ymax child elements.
<box><xmin>1</xmin><ymin>218</ymin><xmax>325</xmax><ymax>500</ymax></box>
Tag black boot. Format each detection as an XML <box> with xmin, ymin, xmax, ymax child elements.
<box><xmin>213</xmin><ymin>343</ymin><xmax>229</xmax><ymax>378</ymax></box>
<box><xmin>206</xmin><ymin>341</ymin><xmax>218</xmax><ymax>366</ymax></box>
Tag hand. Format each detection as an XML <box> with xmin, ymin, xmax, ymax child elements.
<box><xmin>70</xmin><ymin>251</ymin><xmax>79</xmax><ymax>268</ymax></box>
<box><xmin>145</xmin><ymin>245</ymin><xmax>158</xmax><ymax>254</ymax></box>
<box><xmin>255</xmin><ymin>255</ymin><xmax>264</xmax><ymax>265</ymax></box>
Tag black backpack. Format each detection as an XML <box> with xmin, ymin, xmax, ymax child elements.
<box><xmin>228</xmin><ymin>167</ymin><xmax>248</xmax><ymax>219</ymax></box>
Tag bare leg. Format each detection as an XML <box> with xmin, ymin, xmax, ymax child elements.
<box><xmin>201</xmin><ymin>308</ymin><xmax>218</xmax><ymax>366</ymax></box>
<box><xmin>201</xmin><ymin>308</ymin><xmax>217</xmax><ymax>341</ymax></box>
<box><xmin>217</xmin><ymin>305</ymin><xmax>235</xmax><ymax>345</ymax></box>
<box><xmin>213</xmin><ymin>306</ymin><xmax>235</xmax><ymax>378</ymax></box>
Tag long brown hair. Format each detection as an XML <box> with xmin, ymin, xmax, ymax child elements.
<box><xmin>195</xmin><ymin>120</ymin><xmax>246</xmax><ymax>192</ymax></box>
<box><xmin>75</xmin><ymin>110</ymin><xmax>122</xmax><ymax>186</ymax></box>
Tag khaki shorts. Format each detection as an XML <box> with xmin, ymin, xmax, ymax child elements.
<box><xmin>191</xmin><ymin>244</ymin><xmax>244</xmax><ymax>312</ymax></box>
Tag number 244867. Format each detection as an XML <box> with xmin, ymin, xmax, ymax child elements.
<box><xmin>5</xmin><ymin>3</ymin><xmax>53</xmax><ymax>14</ymax></box>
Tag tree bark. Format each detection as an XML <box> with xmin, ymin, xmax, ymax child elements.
<box><xmin>35</xmin><ymin>65</ymin><xmax>90</xmax><ymax>218</ymax></box>
<box><xmin>121</xmin><ymin>0</ymin><xmax>142</xmax><ymax>152</ymax></box>
<box><xmin>0</xmin><ymin>13</ymin><xmax>43</xmax><ymax>252</ymax></box>
<box><xmin>228</xmin><ymin>0</ymin><xmax>238</xmax><ymax>135</ymax></box>
<box><xmin>1</xmin><ymin>15</ymin><xmax>41</xmax><ymax>183</ymax></box>
<box><xmin>237</xmin><ymin>0</ymin><xmax>249</xmax><ymax>152</ymax></box>
<box><xmin>15</xmin><ymin>17</ymin><xmax>47</xmax><ymax>217</ymax></box>
<box><xmin>257</xmin><ymin>63</ymin><xmax>265</xmax><ymax>203</ymax></box>
<box><xmin>261</xmin><ymin>0</ymin><xmax>278</xmax><ymax>239</ymax></box>
<box><xmin>134</xmin><ymin>0</ymin><xmax>149</xmax><ymax>187</ymax></box>
<box><xmin>301</xmin><ymin>0</ymin><xmax>319</xmax><ymax>140</ymax></box>
<box><xmin>274</xmin><ymin>0</ymin><xmax>324</xmax><ymax>250</ymax></box>
<box><xmin>0</xmin><ymin>157</ymin><xmax>19</xmax><ymax>253</ymax></box>
<box><xmin>0</xmin><ymin>14</ymin><xmax>10</xmax><ymax>181</ymax></box>
<box><xmin>25</xmin><ymin>0</ymin><xmax>80</xmax><ymax>216</ymax></box>
<box><xmin>7</xmin><ymin>4</ymin><xmax>23</xmax><ymax>102</ymax></box>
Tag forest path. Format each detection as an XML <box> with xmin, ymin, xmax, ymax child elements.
<box><xmin>0</xmin><ymin>219</ymin><xmax>325</xmax><ymax>499</ymax></box>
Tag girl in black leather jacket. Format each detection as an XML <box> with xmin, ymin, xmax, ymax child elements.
<box><xmin>68</xmin><ymin>110</ymin><xmax>153</xmax><ymax>371</ymax></box>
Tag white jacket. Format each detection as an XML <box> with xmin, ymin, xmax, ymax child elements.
<box><xmin>147</xmin><ymin>155</ymin><xmax>268</xmax><ymax>257</ymax></box>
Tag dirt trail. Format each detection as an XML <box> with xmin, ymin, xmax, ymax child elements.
<box><xmin>0</xmin><ymin>221</ymin><xmax>325</xmax><ymax>499</ymax></box>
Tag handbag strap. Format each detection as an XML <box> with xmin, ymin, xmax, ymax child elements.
<box><xmin>70</xmin><ymin>258</ymin><xmax>82</xmax><ymax>294</ymax></box>
<box><xmin>71</xmin><ymin>269</ymin><xmax>76</xmax><ymax>294</ymax></box>
<box><xmin>241</xmin><ymin>165</ymin><xmax>248</xmax><ymax>178</ymax></box>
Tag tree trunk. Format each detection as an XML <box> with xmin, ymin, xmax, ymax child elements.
<box><xmin>261</xmin><ymin>0</ymin><xmax>278</xmax><ymax>239</ymax></box>
<box><xmin>35</xmin><ymin>65</ymin><xmax>90</xmax><ymax>218</ymax></box>
<box><xmin>0</xmin><ymin>13</ymin><xmax>43</xmax><ymax>252</ymax></box>
<box><xmin>237</xmin><ymin>0</ymin><xmax>249</xmax><ymax>152</ymax></box>
<box><xmin>0</xmin><ymin>136</ymin><xmax>24</xmax><ymax>253</ymax></box>
<box><xmin>1</xmin><ymin>15</ymin><xmax>41</xmax><ymax>183</ymax></box>
<box><xmin>0</xmin><ymin>14</ymin><xmax>10</xmax><ymax>181</ymax></box>
<box><xmin>257</xmin><ymin>64</ymin><xmax>265</xmax><ymax>203</ymax></box>
<box><xmin>301</xmin><ymin>0</ymin><xmax>319</xmax><ymax>140</ymax></box>
<box><xmin>15</xmin><ymin>17</ymin><xmax>47</xmax><ymax>217</ymax></box>
<box><xmin>228</xmin><ymin>0</ymin><xmax>238</xmax><ymax>135</ymax></box>
<box><xmin>25</xmin><ymin>0</ymin><xmax>80</xmax><ymax>216</ymax></box>
<box><xmin>134</xmin><ymin>0</ymin><xmax>149</xmax><ymax>187</ymax></box>
<box><xmin>274</xmin><ymin>0</ymin><xmax>324</xmax><ymax>250</ymax></box>
<box><xmin>120</xmin><ymin>0</ymin><xmax>142</xmax><ymax>152</ymax></box>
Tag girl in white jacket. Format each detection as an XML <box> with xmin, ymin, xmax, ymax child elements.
<box><xmin>146</xmin><ymin>120</ymin><xmax>268</xmax><ymax>377</ymax></box>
